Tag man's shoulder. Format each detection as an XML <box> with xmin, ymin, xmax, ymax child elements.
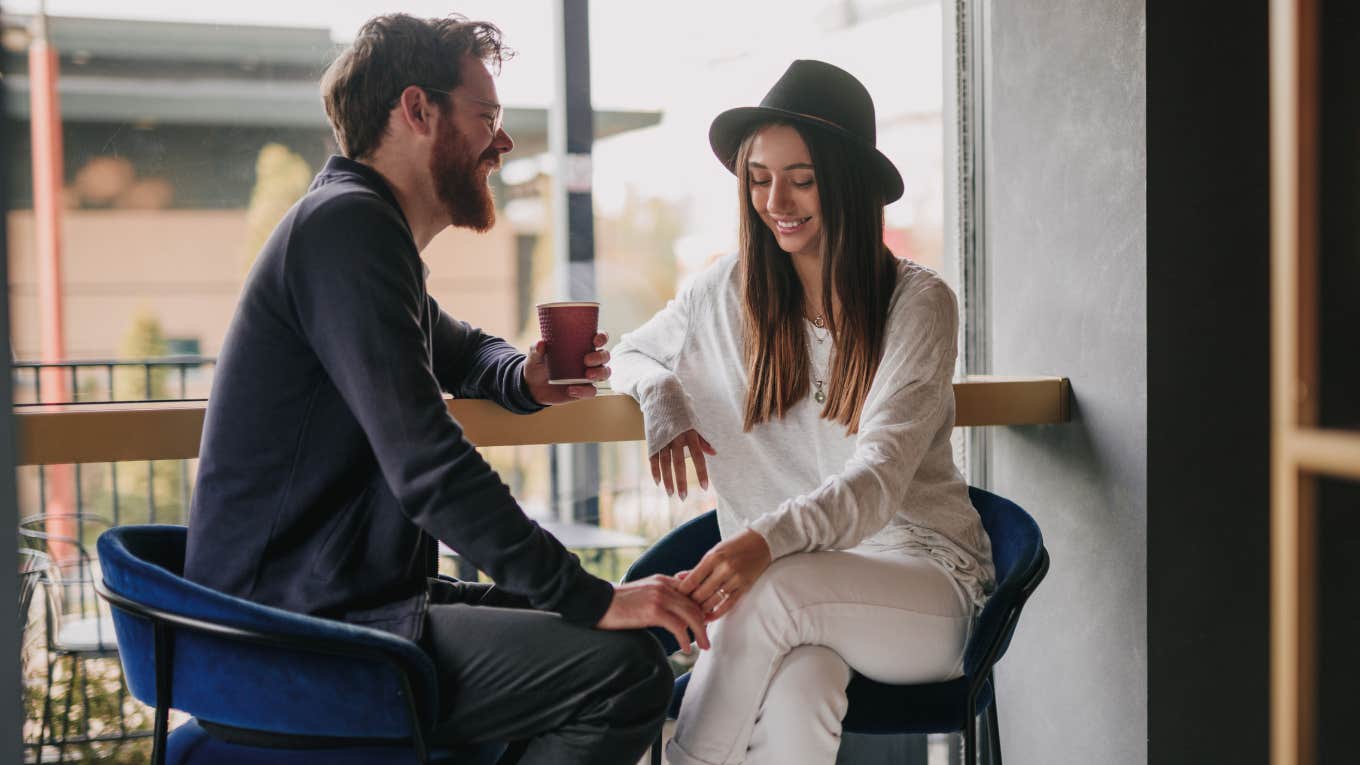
<box><xmin>294</xmin><ymin>179</ymin><xmax>405</xmax><ymax>233</ymax></box>
<box><xmin>281</xmin><ymin>181</ymin><xmax>415</xmax><ymax>278</ymax></box>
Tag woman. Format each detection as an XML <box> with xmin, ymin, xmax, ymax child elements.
<box><xmin>610</xmin><ymin>60</ymin><xmax>996</xmax><ymax>765</ymax></box>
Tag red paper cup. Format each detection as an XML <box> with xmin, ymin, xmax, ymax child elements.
<box><xmin>537</xmin><ymin>302</ymin><xmax>600</xmax><ymax>384</ymax></box>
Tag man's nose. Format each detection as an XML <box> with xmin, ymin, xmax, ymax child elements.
<box><xmin>493</xmin><ymin>127</ymin><xmax>514</xmax><ymax>155</ymax></box>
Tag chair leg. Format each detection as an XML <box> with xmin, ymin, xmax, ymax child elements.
<box><xmin>117</xmin><ymin>669</ymin><xmax>129</xmax><ymax>736</ymax></box>
<box><xmin>37</xmin><ymin>653</ymin><xmax>56</xmax><ymax>764</ymax></box>
<box><xmin>987</xmin><ymin>700</ymin><xmax>1002</xmax><ymax>765</ymax></box>
<box><xmin>152</xmin><ymin>623</ymin><xmax>172</xmax><ymax>765</ymax></box>
<box><xmin>964</xmin><ymin>714</ymin><xmax>977</xmax><ymax>765</ymax></box>
<box><xmin>651</xmin><ymin>731</ymin><xmax>663</xmax><ymax>765</ymax></box>
<box><xmin>79</xmin><ymin>657</ymin><xmax>94</xmax><ymax>741</ymax></box>
<box><xmin>57</xmin><ymin>655</ymin><xmax>75</xmax><ymax>761</ymax></box>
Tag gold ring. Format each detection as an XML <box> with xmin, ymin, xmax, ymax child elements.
<box><xmin>715</xmin><ymin>587</ymin><xmax>729</xmax><ymax>600</ymax></box>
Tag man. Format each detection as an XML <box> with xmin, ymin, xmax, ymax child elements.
<box><xmin>184</xmin><ymin>14</ymin><xmax>706</xmax><ymax>764</ymax></box>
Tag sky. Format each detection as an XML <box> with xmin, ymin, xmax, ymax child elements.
<box><xmin>4</xmin><ymin>0</ymin><xmax>946</xmax><ymax>245</ymax></box>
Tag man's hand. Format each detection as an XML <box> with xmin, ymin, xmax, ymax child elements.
<box><xmin>678</xmin><ymin>529</ymin><xmax>773</xmax><ymax>621</ymax></box>
<box><xmin>596</xmin><ymin>574</ymin><xmax>711</xmax><ymax>654</ymax></box>
<box><xmin>524</xmin><ymin>331</ymin><xmax>610</xmax><ymax>405</ymax></box>
<box><xmin>651</xmin><ymin>429</ymin><xmax>716</xmax><ymax>500</ymax></box>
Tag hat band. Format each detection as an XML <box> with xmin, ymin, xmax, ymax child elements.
<box><xmin>780</xmin><ymin>110</ymin><xmax>860</xmax><ymax>141</ymax></box>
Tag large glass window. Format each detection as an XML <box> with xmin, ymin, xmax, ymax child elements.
<box><xmin>8</xmin><ymin>2</ymin><xmax>962</xmax><ymax>757</ymax></box>
<box><xmin>5</xmin><ymin>0</ymin><xmax>956</xmax><ymax>534</ymax></box>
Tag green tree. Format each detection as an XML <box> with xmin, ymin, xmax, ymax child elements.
<box><xmin>114</xmin><ymin>309</ymin><xmax>168</xmax><ymax>400</ymax></box>
<box><xmin>241</xmin><ymin>143</ymin><xmax>312</xmax><ymax>271</ymax></box>
<box><xmin>111</xmin><ymin>310</ymin><xmax>186</xmax><ymax>524</ymax></box>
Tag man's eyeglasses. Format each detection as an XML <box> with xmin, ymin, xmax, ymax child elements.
<box><xmin>388</xmin><ymin>86</ymin><xmax>504</xmax><ymax>134</ymax></box>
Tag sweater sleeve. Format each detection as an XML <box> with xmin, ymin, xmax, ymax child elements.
<box><xmin>286</xmin><ymin>197</ymin><xmax>613</xmax><ymax>625</ymax></box>
<box><xmin>428</xmin><ymin>297</ymin><xmax>543</xmax><ymax>414</ymax></box>
<box><xmin>747</xmin><ymin>280</ymin><xmax>960</xmax><ymax>559</ymax></box>
<box><xmin>610</xmin><ymin>279</ymin><xmax>701</xmax><ymax>456</ymax></box>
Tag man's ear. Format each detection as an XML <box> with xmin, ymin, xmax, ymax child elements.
<box><xmin>396</xmin><ymin>86</ymin><xmax>436</xmax><ymax>137</ymax></box>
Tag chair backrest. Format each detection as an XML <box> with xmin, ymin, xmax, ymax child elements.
<box><xmin>19</xmin><ymin>514</ymin><xmax>114</xmax><ymax>647</ymax></box>
<box><xmin>962</xmin><ymin>487</ymin><xmax>1049</xmax><ymax>677</ymax></box>
<box><xmin>18</xmin><ymin>548</ymin><xmax>50</xmax><ymax>649</ymax></box>
<box><xmin>97</xmin><ymin>525</ymin><xmax>439</xmax><ymax>741</ymax></box>
<box><xmin>623</xmin><ymin>510</ymin><xmax>721</xmax><ymax>584</ymax></box>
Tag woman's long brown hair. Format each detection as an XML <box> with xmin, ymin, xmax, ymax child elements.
<box><xmin>738</xmin><ymin>121</ymin><xmax>897</xmax><ymax>435</ymax></box>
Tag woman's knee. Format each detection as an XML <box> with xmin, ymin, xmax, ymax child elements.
<box><xmin>764</xmin><ymin>645</ymin><xmax>850</xmax><ymax>719</ymax></box>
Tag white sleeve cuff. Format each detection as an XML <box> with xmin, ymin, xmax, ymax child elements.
<box><xmin>641</xmin><ymin>375</ymin><xmax>697</xmax><ymax>455</ymax></box>
<box><xmin>746</xmin><ymin>508</ymin><xmax>806</xmax><ymax>561</ymax></box>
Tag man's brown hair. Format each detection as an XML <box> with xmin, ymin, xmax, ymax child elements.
<box><xmin>321</xmin><ymin>14</ymin><xmax>511</xmax><ymax>160</ymax></box>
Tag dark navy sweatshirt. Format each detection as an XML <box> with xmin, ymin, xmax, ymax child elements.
<box><xmin>184</xmin><ymin>156</ymin><xmax>614</xmax><ymax>640</ymax></box>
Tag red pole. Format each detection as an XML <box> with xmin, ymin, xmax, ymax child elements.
<box><xmin>30</xmin><ymin>12</ymin><xmax>67</xmax><ymax>385</ymax></box>
<box><xmin>29</xmin><ymin>9</ymin><xmax>75</xmax><ymax>560</ymax></box>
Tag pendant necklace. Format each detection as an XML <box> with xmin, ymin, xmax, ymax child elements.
<box><xmin>810</xmin><ymin>314</ymin><xmax>829</xmax><ymax>344</ymax></box>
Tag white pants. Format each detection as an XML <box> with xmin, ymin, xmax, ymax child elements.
<box><xmin>666</xmin><ymin>549</ymin><xmax>973</xmax><ymax>765</ymax></box>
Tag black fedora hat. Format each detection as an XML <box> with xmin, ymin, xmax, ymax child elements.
<box><xmin>709</xmin><ymin>59</ymin><xmax>904</xmax><ymax>204</ymax></box>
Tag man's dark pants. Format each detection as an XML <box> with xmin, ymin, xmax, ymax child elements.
<box><xmin>422</xmin><ymin>582</ymin><xmax>672</xmax><ymax>765</ymax></box>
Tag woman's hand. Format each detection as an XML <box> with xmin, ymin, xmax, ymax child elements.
<box><xmin>650</xmin><ymin>429</ymin><xmax>716</xmax><ymax>500</ymax></box>
<box><xmin>524</xmin><ymin>332</ymin><xmax>610</xmax><ymax>405</ymax></box>
<box><xmin>677</xmin><ymin>529</ymin><xmax>772</xmax><ymax>620</ymax></box>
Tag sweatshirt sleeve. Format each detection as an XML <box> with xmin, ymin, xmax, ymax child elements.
<box><xmin>610</xmin><ymin>278</ymin><xmax>702</xmax><ymax>456</ymax></box>
<box><xmin>286</xmin><ymin>197</ymin><xmax>613</xmax><ymax>624</ymax></box>
<box><xmin>747</xmin><ymin>280</ymin><xmax>960</xmax><ymax>559</ymax></box>
<box><xmin>428</xmin><ymin>297</ymin><xmax>543</xmax><ymax>414</ymax></box>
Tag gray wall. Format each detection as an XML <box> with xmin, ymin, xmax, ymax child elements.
<box><xmin>982</xmin><ymin>1</ymin><xmax>1147</xmax><ymax>764</ymax></box>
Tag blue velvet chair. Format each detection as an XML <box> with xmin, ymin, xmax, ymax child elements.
<box><xmin>95</xmin><ymin>525</ymin><xmax>505</xmax><ymax>765</ymax></box>
<box><xmin>625</xmin><ymin>486</ymin><xmax>1049</xmax><ymax>765</ymax></box>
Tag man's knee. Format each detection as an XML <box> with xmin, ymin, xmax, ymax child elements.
<box><xmin>592</xmin><ymin>629</ymin><xmax>673</xmax><ymax>716</ymax></box>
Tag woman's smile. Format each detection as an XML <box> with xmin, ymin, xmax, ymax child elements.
<box><xmin>772</xmin><ymin>216</ymin><xmax>813</xmax><ymax>235</ymax></box>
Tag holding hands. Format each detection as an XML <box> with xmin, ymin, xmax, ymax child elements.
<box><xmin>597</xmin><ymin>531</ymin><xmax>770</xmax><ymax>651</ymax></box>
<box><xmin>677</xmin><ymin>529</ymin><xmax>772</xmax><ymax>621</ymax></box>
<box><xmin>524</xmin><ymin>331</ymin><xmax>611</xmax><ymax>405</ymax></box>
<box><xmin>596</xmin><ymin>574</ymin><xmax>711</xmax><ymax>655</ymax></box>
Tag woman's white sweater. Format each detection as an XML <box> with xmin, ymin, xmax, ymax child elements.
<box><xmin>611</xmin><ymin>255</ymin><xmax>995</xmax><ymax>608</ymax></box>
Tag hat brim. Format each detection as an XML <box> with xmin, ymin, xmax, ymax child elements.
<box><xmin>708</xmin><ymin>106</ymin><xmax>905</xmax><ymax>204</ymax></box>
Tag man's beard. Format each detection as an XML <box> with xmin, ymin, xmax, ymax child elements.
<box><xmin>432</xmin><ymin>121</ymin><xmax>499</xmax><ymax>232</ymax></box>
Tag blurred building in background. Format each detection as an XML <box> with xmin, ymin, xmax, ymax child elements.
<box><xmin>1</xmin><ymin>13</ymin><xmax>661</xmax><ymax>360</ymax></box>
